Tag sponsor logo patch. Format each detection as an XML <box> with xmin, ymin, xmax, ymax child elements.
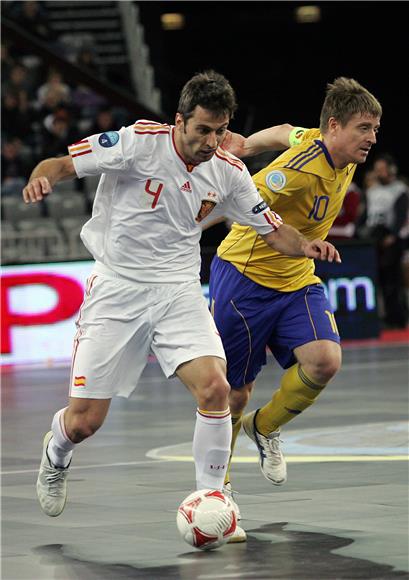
<box><xmin>252</xmin><ymin>200</ymin><xmax>268</xmax><ymax>214</ymax></box>
<box><xmin>266</xmin><ymin>170</ymin><xmax>287</xmax><ymax>191</ymax></box>
<box><xmin>98</xmin><ymin>131</ymin><xmax>120</xmax><ymax>148</ymax></box>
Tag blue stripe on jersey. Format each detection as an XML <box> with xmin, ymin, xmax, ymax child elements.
<box><xmin>287</xmin><ymin>146</ymin><xmax>322</xmax><ymax>170</ymax></box>
<box><xmin>314</xmin><ymin>139</ymin><xmax>335</xmax><ymax>169</ymax></box>
<box><xmin>285</xmin><ymin>144</ymin><xmax>321</xmax><ymax>169</ymax></box>
<box><xmin>294</xmin><ymin>149</ymin><xmax>324</xmax><ymax>170</ymax></box>
<box><xmin>287</xmin><ymin>144</ymin><xmax>316</xmax><ymax>165</ymax></box>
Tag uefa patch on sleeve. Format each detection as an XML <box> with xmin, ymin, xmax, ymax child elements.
<box><xmin>252</xmin><ymin>200</ymin><xmax>268</xmax><ymax>214</ymax></box>
<box><xmin>265</xmin><ymin>170</ymin><xmax>286</xmax><ymax>191</ymax></box>
<box><xmin>98</xmin><ymin>131</ymin><xmax>120</xmax><ymax>148</ymax></box>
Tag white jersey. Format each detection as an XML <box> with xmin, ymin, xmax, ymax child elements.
<box><xmin>366</xmin><ymin>179</ymin><xmax>408</xmax><ymax>230</ymax></box>
<box><xmin>69</xmin><ymin>120</ymin><xmax>282</xmax><ymax>283</ymax></box>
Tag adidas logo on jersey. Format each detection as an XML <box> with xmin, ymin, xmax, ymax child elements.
<box><xmin>180</xmin><ymin>181</ymin><xmax>192</xmax><ymax>193</ymax></box>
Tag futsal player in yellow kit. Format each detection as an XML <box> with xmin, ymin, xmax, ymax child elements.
<box><xmin>210</xmin><ymin>77</ymin><xmax>382</xmax><ymax>541</ymax></box>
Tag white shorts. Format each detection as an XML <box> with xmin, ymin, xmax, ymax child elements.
<box><xmin>69</xmin><ymin>265</ymin><xmax>226</xmax><ymax>399</ymax></box>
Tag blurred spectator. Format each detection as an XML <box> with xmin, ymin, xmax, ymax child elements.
<box><xmin>2</xmin><ymin>89</ymin><xmax>32</xmax><ymax>140</ymax></box>
<box><xmin>37</xmin><ymin>69</ymin><xmax>71</xmax><ymax>107</ymax></box>
<box><xmin>360</xmin><ymin>154</ymin><xmax>409</xmax><ymax>328</ymax></box>
<box><xmin>35</xmin><ymin>86</ymin><xmax>71</xmax><ymax>119</ymax></box>
<box><xmin>362</xmin><ymin>168</ymin><xmax>378</xmax><ymax>190</ymax></box>
<box><xmin>71</xmin><ymin>85</ymin><xmax>107</xmax><ymax>120</ymax></box>
<box><xmin>40</xmin><ymin>108</ymin><xmax>78</xmax><ymax>159</ymax></box>
<box><xmin>88</xmin><ymin>107</ymin><xmax>117</xmax><ymax>135</ymax></box>
<box><xmin>2</xmin><ymin>63</ymin><xmax>36</xmax><ymax>100</ymax></box>
<box><xmin>8</xmin><ymin>1</ymin><xmax>56</xmax><ymax>42</ymax></box>
<box><xmin>328</xmin><ymin>182</ymin><xmax>361</xmax><ymax>240</ymax></box>
<box><xmin>1</xmin><ymin>138</ymin><xmax>32</xmax><ymax>196</ymax></box>
<box><xmin>76</xmin><ymin>47</ymin><xmax>102</xmax><ymax>74</ymax></box>
<box><xmin>1</xmin><ymin>43</ymin><xmax>16</xmax><ymax>80</ymax></box>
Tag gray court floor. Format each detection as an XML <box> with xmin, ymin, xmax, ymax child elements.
<box><xmin>2</xmin><ymin>343</ymin><xmax>409</xmax><ymax>579</ymax></box>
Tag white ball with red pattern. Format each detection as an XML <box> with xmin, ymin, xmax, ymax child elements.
<box><xmin>176</xmin><ymin>488</ymin><xmax>237</xmax><ymax>550</ymax></box>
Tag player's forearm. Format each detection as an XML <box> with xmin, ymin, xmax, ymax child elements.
<box><xmin>262</xmin><ymin>224</ymin><xmax>308</xmax><ymax>257</ymax></box>
<box><xmin>23</xmin><ymin>155</ymin><xmax>77</xmax><ymax>203</ymax></box>
<box><xmin>243</xmin><ymin>124</ymin><xmax>294</xmax><ymax>157</ymax></box>
<box><xmin>29</xmin><ymin>156</ymin><xmax>76</xmax><ymax>187</ymax></box>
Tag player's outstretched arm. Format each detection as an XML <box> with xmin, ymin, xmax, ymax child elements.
<box><xmin>262</xmin><ymin>224</ymin><xmax>342</xmax><ymax>262</ymax></box>
<box><xmin>22</xmin><ymin>155</ymin><xmax>76</xmax><ymax>203</ymax></box>
<box><xmin>221</xmin><ymin>124</ymin><xmax>294</xmax><ymax>158</ymax></box>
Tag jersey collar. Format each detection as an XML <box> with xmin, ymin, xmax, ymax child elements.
<box><xmin>309</xmin><ymin>139</ymin><xmax>354</xmax><ymax>181</ymax></box>
<box><xmin>171</xmin><ymin>127</ymin><xmax>196</xmax><ymax>173</ymax></box>
<box><xmin>284</xmin><ymin>137</ymin><xmax>334</xmax><ymax>181</ymax></box>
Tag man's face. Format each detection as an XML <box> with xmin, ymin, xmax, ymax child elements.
<box><xmin>373</xmin><ymin>159</ymin><xmax>393</xmax><ymax>184</ymax></box>
<box><xmin>175</xmin><ymin>106</ymin><xmax>229</xmax><ymax>165</ymax></box>
<box><xmin>327</xmin><ymin>113</ymin><xmax>381</xmax><ymax>168</ymax></box>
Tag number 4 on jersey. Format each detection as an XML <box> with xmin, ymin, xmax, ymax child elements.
<box><xmin>145</xmin><ymin>179</ymin><xmax>163</xmax><ymax>209</ymax></box>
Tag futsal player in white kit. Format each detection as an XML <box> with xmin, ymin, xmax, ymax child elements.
<box><xmin>22</xmin><ymin>71</ymin><xmax>340</xmax><ymax>530</ymax></box>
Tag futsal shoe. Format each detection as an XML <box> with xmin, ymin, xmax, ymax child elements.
<box><xmin>36</xmin><ymin>431</ymin><xmax>70</xmax><ymax>517</ymax></box>
<box><xmin>242</xmin><ymin>410</ymin><xmax>287</xmax><ymax>485</ymax></box>
<box><xmin>223</xmin><ymin>482</ymin><xmax>247</xmax><ymax>543</ymax></box>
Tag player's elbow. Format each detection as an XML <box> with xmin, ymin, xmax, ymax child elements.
<box><xmin>261</xmin><ymin>229</ymin><xmax>282</xmax><ymax>251</ymax></box>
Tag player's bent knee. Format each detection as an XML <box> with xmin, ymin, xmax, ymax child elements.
<box><xmin>197</xmin><ymin>376</ymin><xmax>230</xmax><ymax>409</ymax></box>
<box><xmin>66</xmin><ymin>411</ymin><xmax>106</xmax><ymax>443</ymax></box>
<box><xmin>305</xmin><ymin>354</ymin><xmax>341</xmax><ymax>384</ymax></box>
<box><xmin>68</xmin><ymin>420</ymin><xmax>102</xmax><ymax>443</ymax></box>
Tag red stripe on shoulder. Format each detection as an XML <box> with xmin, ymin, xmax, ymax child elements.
<box><xmin>134</xmin><ymin>120</ymin><xmax>162</xmax><ymax>126</ymax></box>
<box><xmin>215</xmin><ymin>150</ymin><xmax>244</xmax><ymax>171</ymax></box>
<box><xmin>134</xmin><ymin>130</ymin><xmax>170</xmax><ymax>135</ymax></box>
<box><xmin>70</xmin><ymin>139</ymin><xmax>89</xmax><ymax>146</ymax></box>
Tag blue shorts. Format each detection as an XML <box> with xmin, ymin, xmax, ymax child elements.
<box><xmin>209</xmin><ymin>256</ymin><xmax>340</xmax><ymax>388</ymax></box>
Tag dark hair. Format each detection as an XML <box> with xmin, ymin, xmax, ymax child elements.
<box><xmin>374</xmin><ymin>153</ymin><xmax>396</xmax><ymax>166</ymax></box>
<box><xmin>373</xmin><ymin>153</ymin><xmax>398</xmax><ymax>175</ymax></box>
<box><xmin>320</xmin><ymin>77</ymin><xmax>382</xmax><ymax>133</ymax></box>
<box><xmin>177</xmin><ymin>70</ymin><xmax>237</xmax><ymax>121</ymax></box>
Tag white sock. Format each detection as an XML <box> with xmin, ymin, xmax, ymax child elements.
<box><xmin>48</xmin><ymin>407</ymin><xmax>75</xmax><ymax>468</ymax></box>
<box><xmin>193</xmin><ymin>408</ymin><xmax>232</xmax><ymax>491</ymax></box>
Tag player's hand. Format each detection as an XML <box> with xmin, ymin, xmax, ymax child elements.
<box><xmin>220</xmin><ymin>130</ymin><xmax>247</xmax><ymax>158</ymax></box>
<box><xmin>302</xmin><ymin>239</ymin><xmax>342</xmax><ymax>263</ymax></box>
<box><xmin>22</xmin><ymin>177</ymin><xmax>52</xmax><ymax>203</ymax></box>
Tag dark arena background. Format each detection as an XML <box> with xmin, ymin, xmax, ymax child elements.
<box><xmin>1</xmin><ymin>2</ymin><xmax>408</xmax><ymax>579</ymax></box>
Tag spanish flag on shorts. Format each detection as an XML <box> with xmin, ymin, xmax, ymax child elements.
<box><xmin>74</xmin><ymin>376</ymin><xmax>86</xmax><ymax>387</ymax></box>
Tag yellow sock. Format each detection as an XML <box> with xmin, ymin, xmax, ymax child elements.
<box><xmin>256</xmin><ymin>363</ymin><xmax>326</xmax><ymax>436</ymax></box>
<box><xmin>224</xmin><ymin>413</ymin><xmax>243</xmax><ymax>485</ymax></box>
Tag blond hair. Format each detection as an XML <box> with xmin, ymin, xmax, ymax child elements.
<box><xmin>319</xmin><ymin>77</ymin><xmax>382</xmax><ymax>133</ymax></box>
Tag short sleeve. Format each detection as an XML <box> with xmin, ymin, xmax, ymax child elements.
<box><xmin>68</xmin><ymin>126</ymin><xmax>136</xmax><ymax>178</ymax></box>
<box><xmin>221</xmin><ymin>166</ymin><xmax>283</xmax><ymax>236</ymax></box>
<box><xmin>254</xmin><ymin>165</ymin><xmax>311</xmax><ymax>206</ymax></box>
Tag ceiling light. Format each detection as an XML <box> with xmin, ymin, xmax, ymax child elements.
<box><xmin>161</xmin><ymin>13</ymin><xmax>185</xmax><ymax>31</ymax></box>
<box><xmin>295</xmin><ymin>5</ymin><xmax>321</xmax><ymax>23</ymax></box>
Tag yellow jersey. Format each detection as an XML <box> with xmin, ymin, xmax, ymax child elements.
<box><xmin>217</xmin><ymin>129</ymin><xmax>356</xmax><ymax>291</ymax></box>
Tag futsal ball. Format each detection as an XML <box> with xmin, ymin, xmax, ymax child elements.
<box><xmin>176</xmin><ymin>489</ymin><xmax>237</xmax><ymax>550</ymax></box>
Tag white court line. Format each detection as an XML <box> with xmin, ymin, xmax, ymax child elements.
<box><xmin>1</xmin><ymin>458</ymin><xmax>169</xmax><ymax>476</ymax></box>
<box><xmin>3</xmin><ymin>454</ymin><xmax>407</xmax><ymax>476</ymax></box>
